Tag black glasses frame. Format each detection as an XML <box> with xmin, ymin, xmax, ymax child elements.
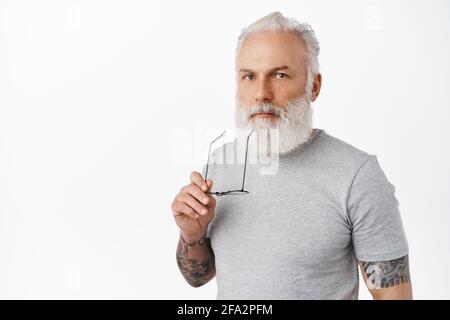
<box><xmin>204</xmin><ymin>128</ymin><xmax>254</xmax><ymax>196</ymax></box>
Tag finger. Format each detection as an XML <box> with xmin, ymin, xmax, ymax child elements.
<box><xmin>177</xmin><ymin>193</ymin><xmax>208</xmax><ymax>216</ymax></box>
<box><xmin>182</xmin><ymin>184</ymin><xmax>210</xmax><ymax>206</ymax></box>
<box><xmin>190</xmin><ymin>171</ymin><xmax>208</xmax><ymax>192</ymax></box>
<box><xmin>172</xmin><ymin>201</ymin><xmax>200</xmax><ymax>219</ymax></box>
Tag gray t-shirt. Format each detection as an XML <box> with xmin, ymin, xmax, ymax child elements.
<box><xmin>204</xmin><ymin>128</ymin><xmax>409</xmax><ymax>300</ymax></box>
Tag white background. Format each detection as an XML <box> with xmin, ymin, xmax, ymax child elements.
<box><xmin>1</xmin><ymin>0</ymin><xmax>449</xmax><ymax>299</ymax></box>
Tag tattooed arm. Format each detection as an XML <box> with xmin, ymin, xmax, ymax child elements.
<box><xmin>172</xmin><ymin>171</ymin><xmax>217</xmax><ymax>288</ymax></box>
<box><xmin>359</xmin><ymin>255</ymin><xmax>412</xmax><ymax>300</ymax></box>
<box><xmin>176</xmin><ymin>232</ymin><xmax>216</xmax><ymax>287</ymax></box>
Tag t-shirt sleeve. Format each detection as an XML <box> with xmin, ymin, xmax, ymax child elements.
<box><xmin>347</xmin><ymin>155</ymin><xmax>409</xmax><ymax>262</ymax></box>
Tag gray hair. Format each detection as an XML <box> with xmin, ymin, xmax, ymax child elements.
<box><xmin>236</xmin><ymin>11</ymin><xmax>320</xmax><ymax>91</ymax></box>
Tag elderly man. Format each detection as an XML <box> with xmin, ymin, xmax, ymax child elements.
<box><xmin>171</xmin><ymin>12</ymin><xmax>411</xmax><ymax>300</ymax></box>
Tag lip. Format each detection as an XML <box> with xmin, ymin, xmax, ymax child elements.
<box><xmin>251</xmin><ymin>112</ymin><xmax>277</xmax><ymax>117</ymax></box>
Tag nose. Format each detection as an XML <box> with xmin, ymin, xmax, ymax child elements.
<box><xmin>254</xmin><ymin>79</ymin><xmax>273</xmax><ymax>104</ymax></box>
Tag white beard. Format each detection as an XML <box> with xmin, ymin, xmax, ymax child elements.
<box><xmin>234</xmin><ymin>94</ymin><xmax>314</xmax><ymax>154</ymax></box>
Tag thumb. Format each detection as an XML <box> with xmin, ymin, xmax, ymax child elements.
<box><xmin>206</xmin><ymin>179</ymin><xmax>213</xmax><ymax>191</ymax></box>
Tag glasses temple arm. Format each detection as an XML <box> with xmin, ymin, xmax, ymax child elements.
<box><xmin>240</xmin><ymin>127</ymin><xmax>255</xmax><ymax>192</ymax></box>
<box><xmin>204</xmin><ymin>130</ymin><xmax>226</xmax><ymax>181</ymax></box>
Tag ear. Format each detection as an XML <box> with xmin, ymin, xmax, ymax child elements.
<box><xmin>311</xmin><ymin>73</ymin><xmax>322</xmax><ymax>102</ymax></box>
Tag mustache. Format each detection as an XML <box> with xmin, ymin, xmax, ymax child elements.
<box><xmin>247</xmin><ymin>103</ymin><xmax>283</xmax><ymax>118</ymax></box>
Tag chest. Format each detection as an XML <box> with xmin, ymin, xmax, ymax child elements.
<box><xmin>209</xmin><ymin>171</ymin><xmax>353</xmax><ymax>267</ymax></box>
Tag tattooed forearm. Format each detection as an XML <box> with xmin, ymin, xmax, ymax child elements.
<box><xmin>360</xmin><ymin>255</ymin><xmax>411</xmax><ymax>289</ymax></box>
<box><xmin>176</xmin><ymin>234</ymin><xmax>216</xmax><ymax>287</ymax></box>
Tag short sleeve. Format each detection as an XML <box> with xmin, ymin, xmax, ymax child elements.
<box><xmin>347</xmin><ymin>155</ymin><xmax>409</xmax><ymax>262</ymax></box>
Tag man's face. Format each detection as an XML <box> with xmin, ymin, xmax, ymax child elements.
<box><xmin>236</xmin><ymin>31</ymin><xmax>309</xmax><ymax>126</ymax></box>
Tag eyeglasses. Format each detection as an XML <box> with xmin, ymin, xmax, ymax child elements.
<box><xmin>204</xmin><ymin>128</ymin><xmax>255</xmax><ymax>196</ymax></box>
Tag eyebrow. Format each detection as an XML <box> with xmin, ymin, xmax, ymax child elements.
<box><xmin>238</xmin><ymin>65</ymin><xmax>290</xmax><ymax>73</ymax></box>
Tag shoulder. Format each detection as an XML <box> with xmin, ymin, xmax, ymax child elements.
<box><xmin>311</xmin><ymin>129</ymin><xmax>374</xmax><ymax>173</ymax></box>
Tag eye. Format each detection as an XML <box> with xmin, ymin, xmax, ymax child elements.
<box><xmin>275</xmin><ymin>72</ymin><xmax>288</xmax><ymax>79</ymax></box>
<box><xmin>242</xmin><ymin>74</ymin><xmax>254</xmax><ymax>80</ymax></box>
